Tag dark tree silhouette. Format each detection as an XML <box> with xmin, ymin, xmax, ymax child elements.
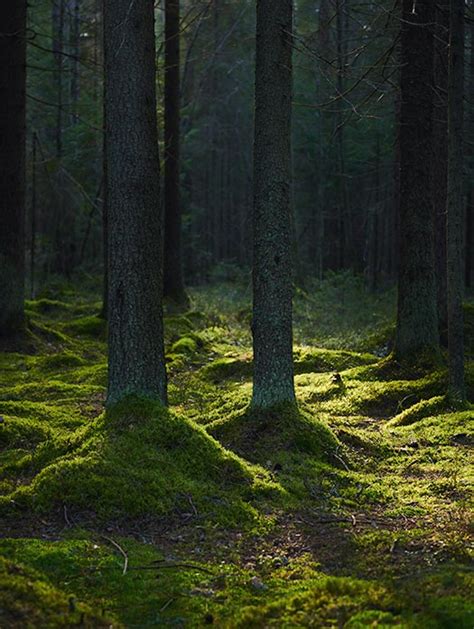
<box><xmin>446</xmin><ymin>0</ymin><xmax>465</xmax><ymax>402</ymax></box>
<box><xmin>395</xmin><ymin>0</ymin><xmax>439</xmax><ymax>359</ymax></box>
<box><xmin>163</xmin><ymin>0</ymin><xmax>189</xmax><ymax>308</ymax></box>
<box><xmin>0</xmin><ymin>0</ymin><xmax>27</xmax><ymax>337</ymax></box>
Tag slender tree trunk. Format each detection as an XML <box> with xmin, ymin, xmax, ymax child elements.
<box><xmin>70</xmin><ymin>0</ymin><xmax>81</xmax><ymax>124</ymax></box>
<box><xmin>252</xmin><ymin>0</ymin><xmax>296</xmax><ymax>409</ymax></box>
<box><xmin>446</xmin><ymin>0</ymin><xmax>465</xmax><ymax>402</ymax></box>
<box><xmin>465</xmin><ymin>18</ymin><xmax>474</xmax><ymax>290</ymax></box>
<box><xmin>395</xmin><ymin>0</ymin><xmax>439</xmax><ymax>359</ymax></box>
<box><xmin>163</xmin><ymin>0</ymin><xmax>188</xmax><ymax>307</ymax></box>
<box><xmin>0</xmin><ymin>0</ymin><xmax>26</xmax><ymax>336</ymax></box>
<box><xmin>433</xmin><ymin>1</ymin><xmax>450</xmax><ymax>339</ymax></box>
<box><xmin>104</xmin><ymin>0</ymin><xmax>167</xmax><ymax>405</ymax></box>
<box><xmin>31</xmin><ymin>133</ymin><xmax>38</xmax><ymax>299</ymax></box>
<box><xmin>52</xmin><ymin>0</ymin><xmax>64</xmax><ymax>159</ymax></box>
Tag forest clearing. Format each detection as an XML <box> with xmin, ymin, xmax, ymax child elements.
<box><xmin>1</xmin><ymin>0</ymin><xmax>474</xmax><ymax>626</ymax></box>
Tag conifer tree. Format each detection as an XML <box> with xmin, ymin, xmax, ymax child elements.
<box><xmin>251</xmin><ymin>0</ymin><xmax>296</xmax><ymax>408</ymax></box>
<box><xmin>104</xmin><ymin>0</ymin><xmax>167</xmax><ymax>405</ymax></box>
<box><xmin>0</xmin><ymin>1</ymin><xmax>27</xmax><ymax>337</ymax></box>
<box><xmin>395</xmin><ymin>0</ymin><xmax>439</xmax><ymax>359</ymax></box>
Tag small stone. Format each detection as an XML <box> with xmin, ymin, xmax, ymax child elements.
<box><xmin>250</xmin><ymin>576</ymin><xmax>266</xmax><ymax>591</ymax></box>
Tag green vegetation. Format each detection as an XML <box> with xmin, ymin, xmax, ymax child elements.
<box><xmin>1</xmin><ymin>279</ymin><xmax>472</xmax><ymax>627</ymax></box>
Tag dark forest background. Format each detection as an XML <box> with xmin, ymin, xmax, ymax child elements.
<box><xmin>26</xmin><ymin>0</ymin><xmax>472</xmax><ymax>292</ymax></box>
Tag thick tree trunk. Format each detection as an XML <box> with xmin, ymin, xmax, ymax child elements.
<box><xmin>446</xmin><ymin>0</ymin><xmax>465</xmax><ymax>402</ymax></box>
<box><xmin>251</xmin><ymin>0</ymin><xmax>296</xmax><ymax>409</ymax></box>
<box><xmin>395</xmin><ymin>0</ymin><xmax>439</xmax><ymax>359</ymax></box>
<box><xmin>163</xmin><ymin>0</ymin><xmax>188</xmax><ymax>307</ymax></box>
<box><xmin>0</xmin><ymin>0</ymin><xmax>26</xmax><ymax>336</ymax></box>
<box><xmin>104</xmin><ymin>0</ymin><xmax>167</xmax><ymax>405</ymax></box>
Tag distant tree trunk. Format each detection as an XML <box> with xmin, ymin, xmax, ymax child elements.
<box><xmin>163</xmin><ymin>0</ymin><xmax>189</xmax><ymax>308</ymax></box>
<box><xmin>0</xmin><ymin>0</ymin><xmax>26</xmax><ymax>337</ymax></box>
<box><xmin>104</xmin><ymin>0</ymin><xmax>167</xmax><ymax>405</ymax></box>
<box><xmin>31</xmin><ymin>133</ymin><xmax>38</xmax><ymax>299</ymax></box>
<box><xmin>70</xmin><ymin>0</ymin><xmax>81</xmax><ymax>124</ymax></box>
<box><xmin>100</xmin><ymin>125</ymin><xmax>108</xmax><ymax>320</ymax></box>
<box><xmin>395</xmin><ymin>0</ymin><xmax>439</xmax><ymax>359</ymax></box>
<box><xmin>251</xmin><ymin>0</ymin><xmax>296</xmax><ymax>408</ymax></box>
<box><xmin>446</xmin><ymin>0</ymin><xmax>465</xmax><ymax>402</ymax></box>
<box><xmin>52</xmin><ymin>0</ymin><xmax>64</xmax><ymax>159</ymax></box>
<box><xmin>465</xmin><ymin>17</ymin><xmax>474</xmax><ymax>290</ymax></box>
<box><xmin>433</xmin><ymin>1</ymin><xmax>450</xmax><ymax>339</ymax></box>
<box><xmin>335</xmin><ymin>0</ymin><xmax>349</xmax><ymax>270</ymax></box>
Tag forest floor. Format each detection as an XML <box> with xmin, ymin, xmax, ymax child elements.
<box><xmin>0</xmin><ymin>274</ymin><xmax>473</xmax><ymax>627</ymax></box>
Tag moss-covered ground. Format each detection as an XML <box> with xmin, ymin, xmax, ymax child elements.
<box><xmin>0</xmin><ymin>275</ymin><xmax>472</xmax><ymax>627</ymax></box>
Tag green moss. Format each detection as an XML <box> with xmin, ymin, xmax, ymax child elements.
<box><xmin>24</xmin><ymin>298</ymin><xmax>73</xmax><ymax>315</ymax></box>
<box><xmin>1</xmin><ymin>283</ymin><xmax>473</xmax><ymax>626</ymax></box>
<box><xmin>0</xmin><ymin>555</ymin><xmax>115</xmax><ymax>628</ymax></box>
<box><xmin>202</xmin><ymin>356</ymin><xmax>253</xmax><ymax>381</ymax></box>
<box><xmin>36</xmin><ymin>351</ymin><xmax>86</xmax><ymax>370</ymax></box>
<box><xmin>3</xmin><ymin>397</ymin><xmax>278</xmax><ymax>524</ymax></box>
<box><xmin>208</xmin><ymin>402</ymin><xmax>339</xmax><ymax>465</ymax></box>
<box><xmin>389</xmin><ymin>395</ymin><xmax>448</xmax><ymax>426</ymax></box>
<box><xmin>294</xmin><ymin>346</ymin><xmax>377</xmax><ymax>374</ymax></box>
<box><xmin>170</xmin><ymin>335</ymin><xmax>198</xmax><ymax>355</ymax></box>
<box><xmin>62</xmin><ymin>315</ymin><xmax>106</xmax><ymax>339</ymax></box>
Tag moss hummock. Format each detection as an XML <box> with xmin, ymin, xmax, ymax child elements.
<box><xmin>208</xmin><ymin>402</ymin><xmax>339</xmax><ymax>465</ymax></box>
<box><xmin>1</xmin><ymin>397</ymin><xmax>278</xmax><ymax>525</ymax></box>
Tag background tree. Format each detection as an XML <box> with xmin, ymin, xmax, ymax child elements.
<box><xmin>446</xmin><ymin>0</ymin><xmax>465</xmax><ymax>402</ymax></box>
<box><xmin>104</xmin><ymin>0</ymin><xmax>167</xmax><ymax>405</ymax></box>
<box><xmin>163</xmin><ymin>0</ymin><xmax>189</xmax><ymax>308</ymax></box>
<box><xmin>0</xmin><ymin>0</ymin><xmax>27</xmax><ymax>337</ymax></box>
<box><xmin>395</xmin><ymin>0</ymin><xmax>439</xmax><ymax>359</ymax></box>
<box><xmin>251</xmin><ymin>0</ymin><xmax>296</xmax><ymax>409</ymax></box>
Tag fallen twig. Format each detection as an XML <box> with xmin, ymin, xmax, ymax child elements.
<box><xmin>100</xmin><ymin>535</ymin><xmax>128</xmax><ymax>576</ymax></box>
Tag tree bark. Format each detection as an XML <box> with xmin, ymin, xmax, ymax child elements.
<box><xmin>0</xmin><ymin>0</ymin><xmax>26</xmax><ymax>336</ymax></box>
<box><xmin>163</xmin><ymin>0</ymin><xmax>189</xmax><ymax>307</ymax></box>
<box><xmin>433</xmin><ymin>1</ymin><xmax>450</xmax><ymax>338</ymax></box>
<box><xmin>465</xmin><ymin>17</ymin><xmax>474</xmax><ymax>290</ymax></box>
<box><xmin>104</xmin><ymin>0</ymin><xmax>167</xmax><ymax>405</ymax></box>
<box><xmin>446</xmin><ymin>0</ymin><xmax>465</xmax><ymax>402</ymax></box>
<box><xmin>251</xmin><ymin>0</ymin><xmax>296</xmax><ymax>408</ymax></box>
<box><xmin>395</xmin><ymin>0</ymin><xmax>439</xmax><ymax>359</ymax></box>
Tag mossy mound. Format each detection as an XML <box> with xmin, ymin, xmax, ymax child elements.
<box><xmin>2</xmin><ymin>397</ymin><xmax>277</xmax><ymax>524</ymax></box>
<box><xmin>389</xmin><ymin>395</ymin><xmax>448</xmax><ymax>426</ymax></box>
<box><xmin>61</xmin><ymin>315</ymin><xmax>107</xmax><ymax>339</ymax></box>
<box><xmin>201</xmin><ymin>356</ymin><xmax>253</xmax><ymax>381</ymax></box>
<box><xmin>230</xmin><ymin>567</ymin><xmax>474</xmax><ymax>628</ymax></box>
<box><xmin>294</xmin><ymin>346</ymin><xmax>377</xmax><ymax>374</ymax></box>
<box><xmin>0</xmin><ymin>556</ymin><xmax>114</xmax><ymax>628</ymax></box>
<box><xmin>208</xmin><ymin>402</ymin><xmax>339</xmax><ymax>465</ymax></box>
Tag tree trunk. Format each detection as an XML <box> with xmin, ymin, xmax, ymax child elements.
<box><xmin>70</xmin><ymin>0</ymin><xmax>81</xmax><ymax>124</ymax></box>
<box><xmin>163</xmin><ymin>0</ymin><xmax>189</xmax><ymax>307</ymax></box>
<box><xmin>465</xmin><ymin>17</ymin><xmax>474</xmax><ymax>290</ymax></box>
<box><xmin>446</xmin><ymin>0</ymin><xmax>465</xmax><ymax>402</ymax></box>
<box><xmin>0</xmin><ymin>0</ymin><xmax>26</xmax><ymax>336</ymax></box>
<box><xmin>395</xmin><ymin>0</ymin><xmax>439</xmax><ymax>359</ymax></box>
<box><xmin>104</xmin><ymin>0</ymin><xmax>167</xmax><ymax>405</ymax></box>
<box><xmin>433</xmin><ymin>1</ymin><xmax>450</xmax><ymax>339</ymax></box>
<box><xmin>251</xmin><ymin>0</ymin><xmax>296</xmax><ymax>408</ymax></box>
